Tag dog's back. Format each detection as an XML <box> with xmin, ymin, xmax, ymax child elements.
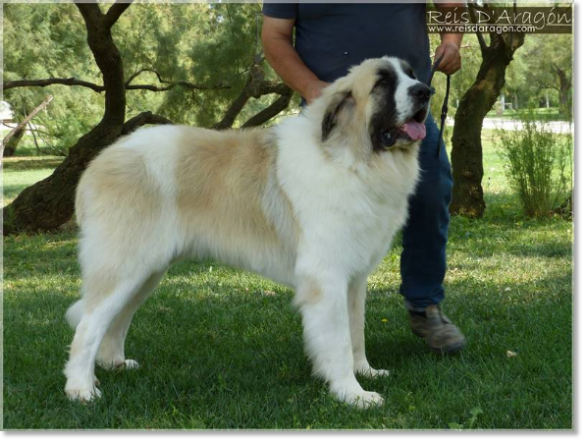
<box><xmin>74</xmin><ymin>125</ymin><xmax>298</xmax><ymax>308</ymax></box>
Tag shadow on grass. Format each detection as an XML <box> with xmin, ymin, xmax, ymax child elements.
<box><xmin>3</xmin><ymin>183</ymin><xmax>50</xmax><ymax>203</ymax></box>
<box><xmin>367</xmin><ymin>270</ymin><xmax>571</xmax><ymax>375</ymax></box>
<box><xmin>449</xmin><ymin>198</ymin><xmax>572</xmax><ymax>259</ymax></box>
<box><xmin>2</xmin><ymin>156</ymin><xmax>63</xmax><ymax>171</ymax></box>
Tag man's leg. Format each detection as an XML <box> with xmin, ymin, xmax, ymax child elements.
<box><xmin>400</xmin><ymin>114</ymin><xmax>465</xmax><ymax>354</ymax></box>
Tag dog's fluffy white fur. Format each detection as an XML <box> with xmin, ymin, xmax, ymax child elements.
<box><xmin>64</xmin><ymin>57</ymin><xmax>426</xmax><ymax>408</ymax></box>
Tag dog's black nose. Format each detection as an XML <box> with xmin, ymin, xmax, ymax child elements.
<box><xmin>410</xmin><ymin>83</ymin><xmax>432</xmax><ymax>102</ymax></box>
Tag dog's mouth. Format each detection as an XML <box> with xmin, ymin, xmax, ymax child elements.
<box><xmin>400</xmin><ymin>107</ymin><xmax>427</xmax><ymax>140</ymax></box>
<box><xmin>379</xmin><ymin>107</ymin><xmax>428</xmax><ymax>149</ymax></box>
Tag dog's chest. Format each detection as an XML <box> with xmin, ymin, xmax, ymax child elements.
<box><xmin>293</xmin><ymin>182</ymin><xmax>408</xmax><ymax>276</ymax></box>
<box><xmin>345</xmin><ymin>199</ymin><xmax>406</xmax><ymax>271</ymax></box>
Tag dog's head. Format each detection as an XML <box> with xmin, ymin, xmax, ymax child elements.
<box><xmin>311</xmin><ymin>57</ymin><xmax>430</xmax><ymax>163</ymax></box>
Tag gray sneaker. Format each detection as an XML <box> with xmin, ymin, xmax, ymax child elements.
<box><xmin>409</xmin><ymin>305</ymin><xmax>466</xmax><ymax>354</ymax></box>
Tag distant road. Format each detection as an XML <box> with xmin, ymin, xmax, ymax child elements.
<box><xmin>447</xmin><ymin>117</ymin><xmax>574</xmax><ymax>134</ymax></box>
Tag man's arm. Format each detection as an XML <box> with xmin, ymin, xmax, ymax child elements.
<box><xmin>433</xmin><ymin>2</ymin><xmax>465</xmax><ymax>75</ymax></box>
<box><xmin>261</xmin><ymin>16</ymin><xmax>328</xmax><ymax>104</ymax></box>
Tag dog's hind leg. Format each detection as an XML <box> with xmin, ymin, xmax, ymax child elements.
<box><xmin>348</xmin><ymin>277</ymin><xmax>390</xmax><ymax>378</ymax></box>
<box><xmin>64</xmin><ymin>271</ymin><xmax>151</xmax><ymax>402</ymax></box>
<box><xmin>96</xmin><ymin>270</ymin><xmax>166</xmax><ymax>371</ymax></box>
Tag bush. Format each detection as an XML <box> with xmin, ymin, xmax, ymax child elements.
<box><xmin>498</xmin><ymin>114</ymin><xmax>573</xmax><ymax>217</ymax></box>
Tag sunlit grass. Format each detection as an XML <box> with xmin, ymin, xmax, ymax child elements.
<box><xmin>2</xmin><ymin>156</ymin><xmax>63</xmax><ymax>206</ymax></box>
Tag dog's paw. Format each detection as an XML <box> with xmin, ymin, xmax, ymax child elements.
<box><xmin>333</xmin><ymin>386</ymin><xmax>385</xmax><ymax>409</ymax></box>
<box><xmin>353</xmin><ymin>391</ymin><xmax>385</xmax><ymax>409</ymax></box>
<box><xmin>342</xmin><ymin>390</ymin><xmax>385</xmax><ymax>409</ymax></box>
<box><xmin>354</xmin><ymin>364</ymin><xmax>390</xmax><ymax>378</ymax></box>
<box><xmin>65</xmin><ymin>385</ymin><xmax>102</xmax><ymax>403</ymax></box>
<box><xmin>120</xmin><ymin>359</ymin><xmax>140</xmax><ymax>370</ymax></box>
<box><xmin>98</xmin><ymin>359</ymin><xmax>140</xmax><ymax>371</ymax></box>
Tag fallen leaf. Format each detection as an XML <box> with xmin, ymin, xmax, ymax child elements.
<box><xmin>506</xmin><ymin>350</ymin><xmax>517</xmax><ymax>357</ymax></box>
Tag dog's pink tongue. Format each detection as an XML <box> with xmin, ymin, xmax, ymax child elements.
<box><xmin>400</xmin><ymin>121</ymin><xmax>427</xmax><ymax>140</ymax></box>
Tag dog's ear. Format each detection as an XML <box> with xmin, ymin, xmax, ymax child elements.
<box><xmin>321</xmin><ymin>91</ymin><xmax>354</xmax><ymax>142</ymax></box>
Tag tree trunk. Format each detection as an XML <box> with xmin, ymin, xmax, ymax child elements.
<box><xmin>28</xmin><ymin>122</ymin><xmax>40</xmax><ymax>155</ymax></box>
<box><xmin>2</xmin><ymin>126</ymin><xmax>25</xmax><ymax>157</ymax></box>
<box><xmin>450</xmin><ymin>27</ymin><xmax>524</xmax><ymax>218</ymax></box>
<box><xmin>556</xmin><ymin>68</ymin><xmax>572</xmax><ymax>118</ymax></box>
<box><xmin>497</xmin><ymin>93</ymin><xmax>505</xmax><ymax>116</ymax></box>
<box><xmin>554</xmin><ymin>192</ymin><xmax>573</xmax><ymax>218</ymax></box>
<box><xmin>2</xmin><ymin>2</ymin><xmax>292</xmax><ymax>235</ymax></box>
<box><xmin>3</xmin><ymin>3</ymin><xmax>130</xmax><ymax>235</ymax></box>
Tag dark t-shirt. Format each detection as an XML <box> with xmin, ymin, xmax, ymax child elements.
<box><xmin>263</xmin><ymin>2</ymin><xmax>431</xmax><ymax>84</ymax></box>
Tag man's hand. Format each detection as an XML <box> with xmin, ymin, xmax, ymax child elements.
<box><xmin>433</xmin><ymin>2</ymin><xmax>464</xmax><ymax>75</ymax></box>
<box><xmin>434</xmin><ymin>35</ymin><xmax>462</xmax><ymax>75</ymax></box>
<box><xmin>304</xmin><ymin>80</ymin><xmax>330</xmax><ymax>104</ymax></box>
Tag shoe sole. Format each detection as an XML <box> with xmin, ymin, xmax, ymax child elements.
<box><xmin>429</xmin><ymin>340</ymin><xmax>466</xmax><ymax>355</ymax></box>
<box><xmin>411</xmin><ymin>328</ymin><xmax>466</xmax><ymax>354</ymax></box>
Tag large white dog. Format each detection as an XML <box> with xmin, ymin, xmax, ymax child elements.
<box><xmin>64</xmin><ymin>56</ymin><xmax>431</xmax><ymax>408</ymax></box>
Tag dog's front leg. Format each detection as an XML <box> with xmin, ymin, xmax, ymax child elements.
<box><xmin>348</xmin><ymin>276</ymin><xmax>390</xmax><ymax>378</ymax></box>
<box><xmin>295</xmin><ymin>274</ymin><xmax>384</xmax><ymax>409</ymax></box>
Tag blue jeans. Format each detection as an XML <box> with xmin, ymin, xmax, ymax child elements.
<box><xmin>400</xmin><ymin>114</ymin><xmax>453</xmax><ymax>310</ymax></box>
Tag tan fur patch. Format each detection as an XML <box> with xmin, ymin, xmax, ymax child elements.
<box><xmin>293</xmin><ymin>277</ymin><xmax>323</xmax><ymax>307</ymax></box>
<box><xmin>83</xmin><ymin>272</ymin><xmax>118</xmax><ymax>312</ymax></box>
<box><xmin>175</xmin><ymin>128</ymin><xmax>299</xmax><ymax>270</ymax></box>
<box><xmin>77</xmin><ymin>147</ymin><xmax>162</xmax><ymax>231</ymax></box>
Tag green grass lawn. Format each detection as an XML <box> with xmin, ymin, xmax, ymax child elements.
<box><xmin>2</xmin><ymin>156</ymin><xmax>63</xmax><ymax>206</ymax></box>
<box><xmin>2</xmin><ymin>134</ymin><xmax>573</xmax><ymax>429</ymax></box>
<box><xmin>486</xmin><ymin>107</ymin><xmax>571</xmax><ymax>122</ymax></box>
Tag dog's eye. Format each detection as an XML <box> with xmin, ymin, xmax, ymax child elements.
<box><xmin>374</xmin><ymin>77</ymin><xmax>389</xmax><ymax>89</ymax></box>
<box><xmin>405</xmin><ymin>68</ymin><xmax>416</xmax><ymax>80</ymax></box>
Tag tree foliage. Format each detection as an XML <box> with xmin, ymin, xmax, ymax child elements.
<box><xmin>2</xmin><ymin>1</ymin><xmax>292</xmax><ymax>234</ymax></box>
<box><xmin>505</xmin><ymin>34</ymin><xmax>573</xmax><ymax>115</ymax></box>
<box><xmin>3</xmin><ymin>3</ymin><xmax>103</xmax><ymax>150</ymax></box>
<box><xmin>1</xmin><ymin>2</ymin><xmax>573</xmax><ymax>230</ymax></box>
<box><xmin>3</xmin><ymin>2</ymin><xmax>282</xmax><ymax>153</ymax></box>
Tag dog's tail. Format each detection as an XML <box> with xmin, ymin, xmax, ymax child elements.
<box><xmin>65</xmin><ymin>299</ymin><xmax>84</xmax><ymax>329</ymax></box>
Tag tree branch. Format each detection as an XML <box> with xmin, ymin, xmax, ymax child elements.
<box><xmin>121</xmin><ymin>111</ymin><xmax>174</xmax><ymax>135</ymax></box>
<box><xmin>75</xmin><ymin>3</ymin><xmax>103</xmax><ymax>27</ymax></box>
<box><xmin>3</xmin><ymin>77</ymin><xmax>229</xmax><ymax>93</ymax></box>
<box><xmin>125</xmin><ymin>68</ymin><xmax>164</xmax><ymax>87</ymax></box>
<box><xmin>124</xmin><ymin>68</ymin><xmax>230</xmax><ymax>91</ymax></box>
<box><xmin>2</xmin><ymin>95</ymin><xmax>53</xmax><ymax>156</ymax></box>
<box><xmin>213</xmin><ymin>83</ymin><xmax>251</xmax><ymax>130</ymax></box>
<box><xmin>103</xmin><ymin>0</ymin><xmax>133</xmax><ymax>30</ymax></box>
<box><xmin>468</xmin><ymin>3</ymin><xmax>488</xmax><ymax>54</ymax></box>
<box><xmin>241</xmin><ymin>90</ymin><xmax>293</xmax><ymax>128</ymax></box>
<box><xmin>126</xmin><ymin>81</ymin><xmax>230</xmax><ymax>92</ymax></box>
<box><xmin>213</xmin><ymin>79</ymin><xmax>291</xmax><ymax>130</ymax></box>
<box><xmin>3</xmin><ymin>78</ymin><xmax>105</xmax><ymax>92</ymax></box>
<box><xmin>213</xmin><ymin>57</ymin><xmax>292</xmax><ymax>130</ymax></box>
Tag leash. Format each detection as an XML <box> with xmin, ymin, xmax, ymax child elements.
<box><xmin>428</xmin><ymin>54</ymin><xmax>451</xmax><ymax>158</ymax></box>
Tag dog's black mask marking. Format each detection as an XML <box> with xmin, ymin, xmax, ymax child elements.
<box><xmin>322</xmin><ymin>91</ymin><xmax>353</xmax><ymax>142</ymax></box>
<box><xmin>369</xmin><ymin>67</ymin><xmax>400</xmax><ymax>152</ymax></box>
<box><xmin>399</xmin><ymin>59</ymin><xmax>417</xmax><ymax>81</ymax></box>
